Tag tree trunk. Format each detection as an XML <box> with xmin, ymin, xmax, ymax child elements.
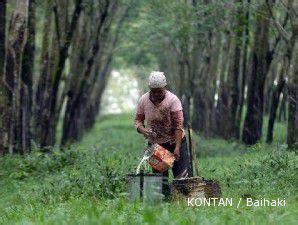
<box><xmin>215</xmin><ymin>31</ymin><xmax>232</xmax><ymax>138</ymax></box>
<box><xmin>20</xmin><ymin>0</ymin><xmax>35</xmax><ymax>153</ymax></box>
<box><xmin>201</xmin><ymin>49</ymin><xmax>212</xmax><ymax>138</ymax></box>
<box><xmin>61</xmin><ymin>4</ymin><xmax>129</xmax><ymax>145</ymax></box>
<box><xmin>266</xmin><ymin>61</ymin><xmax>286</xmax><ymax>143</ymax></box>
<box><xmin>62</xmin><ymin>1</ymin><xmax>111</xmax><ymax>144</ymax></box>
<box><xmin>179</xmin><ymin>56</ymin><xmax>191</xmax><ymax>127</ymax></box>
<box><xmin>38</xmin><ymin>0</ymin><xmax>83</xmax><ymax>148</ymax></box>
<box><xmin>287</xmin><ymin>1</ymin><xmax>298</xmax><ymax>149</ymax></box>
<box><xmin>278</xmin><ymin>89</ymin><xmax>287</xmax><ymax>122</ymax></box>
<box><xmin>287</xmin><ymin>74</ymin><xmax>297</xmax><ymax>149</ymax></box>
<box><xmin>34</xmin><ymin>0</ymin><xmax>53</xmax><ymax>144</ymax></box>
<box><xmin>191</xmin><ymin>47</ymin><xmax>204</xmax><ymax>132</ymax></box>
<box><xmin>235</xmin><ymin>0</ymin><xmax>250</xmax><ymax>139</ymax></box>
<box><xmin>208</xmin><ymin>33</ymin><xmax>221</xmax><ymax>137</ymax></box>
<box><xmin>226</xmin><ymin>0</ymin><xmax>243</xmax><ymax>139</ymax></box>
<box><xmin>242</xmin><ymin>3</ymin><xmax>270</xmax><ymax>145</ymax></box>
<box><xmin>0</xmin><ymin>0</ymin><xmax>10</xmax><ymax>154</ymax></box>
<box><xmin>5</xmin><ymin>0</ymin><xmax>29</xmax><ymax>153</ymax></box>
<box><xmin>192</xmin><ymin>88</ymin><xmax>205</xmax><ymax>132</ymax></box>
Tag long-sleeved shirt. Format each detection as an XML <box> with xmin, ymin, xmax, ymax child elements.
<box><xmin>134</xmin><ymin>90</ymin><xmax>185</xmax><ymax>144</ymax></box>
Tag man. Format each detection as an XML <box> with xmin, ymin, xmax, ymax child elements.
<box><xmin>134</xmin><ymin>71</ymin><xmax>192</xmax><ymax>197</ymax></box>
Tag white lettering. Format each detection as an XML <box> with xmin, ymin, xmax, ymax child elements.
<box><xmin>263</xmin><ymin>198</ymin><xmax>270</xmax><ymax>206</ymax></box>
<box><xmin>226</xmin><ymin>198</ymin><xmax>233</xmax><ymax>206</ymax></box>
<box><xmin>188</xmin><ymin>198</ymin><xmax>194</xmax><ymax>206</ymax></box>
<box><xmin>203</xmin><ymin>198</ymin><xmax>210</xmax><ymax>206</ymax></box>
<box><xmin>195</xmin><ymin>198</ymin><xmax>203</xmax><ymax>206</ymax></box>
<box><xmin>218</xmin><ymin>198</ymin><xmax>225</xmax><ymax>206</ymax></box>
<box><xmin>246</xmin><ymin>198</ymin><xmax>253</xmax><ymax>207</ymax></box>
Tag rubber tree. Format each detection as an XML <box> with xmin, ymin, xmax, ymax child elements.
<box><xmin>242</xmin><ymin>2</ymin><xmax>271</xmax><ymax>145</ymax></box>
<box><xmin>0</xmin><ymin>0</ymin><xmax>10</xmax><ymax>154</ymax></box>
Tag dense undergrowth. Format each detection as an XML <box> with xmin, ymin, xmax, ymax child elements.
<box><xmin>0</xmin><ymin>114</ymin><xmax>297</xmax><ymax>224</ymax></box>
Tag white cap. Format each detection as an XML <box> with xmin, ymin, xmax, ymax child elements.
<box><xmin>148</xmin><ymin>71</ymin><xmax>167</xmax><ymax>88</ymax></box>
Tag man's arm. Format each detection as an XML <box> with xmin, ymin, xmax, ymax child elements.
<box><xmin>134</xmin><ymin>113</ymin><xmax>145</xmax><ymax>133</ymax></box>
<box><xmin>174</xmin><ymin>128</ymin><xmax>183</xmax><ymax>150</ymax></box>
<box><xmin>135</xmin><ymin>114</ymin><xmax>156</xmax><ymax>140</ymax></box>
<box><xmin>171</xmin><ymin>110</ymin><xmax>184</xmax><ymax>159</ymax></box>
<box><xmin>134</xmin><ymin>97</ymin><xmax>154</xmax><ymax>139</ymax></box>
<box><xmin>134</xmin><ymin>95</ymin><xmax>145</xmax><ymax>132</ymax></box>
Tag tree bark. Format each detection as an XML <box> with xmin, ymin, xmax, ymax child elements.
<box><xmin>235</xmin><ymin>0</ymin><xmax>250</xmax><ymax>139</ymax></box>
<box><xmin>265</xmin><ymin>0</ymin><xmax>297</xmax><ymax>146</ymax></box>
<box><xmin>278</xmin><ymin>88</ymin><xmax>287</xmax><ymax>122</ymax></box>
<box><xmin>38</xmin><ymin>0</ymin><xmax>83</xmax><ymax>148</ymax></box>
<box><xmin>266</xmin><ymin>60</ymin><xmax>286</xmax><ymax>143</ymax></box>
<box><xmin>242</xmin><ymin>3</ymin><xmax>270</xmax><ymax>145</ymax></box>
<box><xmin>215</xmin><ymin>31</ymin><xmax>232</xmax><ymax>137</ymax></box>
<box><xmin>5</xmin><ymin>0</ymin><xmax>29</xmax><ymax>153</ymax></box>
<box><xmin>0</xmin><ymin>0</ymin><xmax>10</xmax><ymax>154</ymax></box>
<box><xmin>20</xmin><ymin>0</ymin><xmax>35</xmax><ymax>153</ymax></box>
<box><xmin>62</xmin><ymin>1</ymin><xmax>111</xmax><ymax>144</ymax></box>
<box><xmin>287</xmin><ymin>71</ymin><xmax>297</xmax><ymax>149</ymax></box>
<box><xmin>226</xmin><ymin>0</ymin><xmax>243</xmax><ymax>139</ymax></box>
<box><xmin>287</xmin><ymin>0</ymin><xmax>298</xmax><ymax>149</ymax></box>
<box><xmin>61</xmin><ymin>3</ymin><xmax>129</xmax><ymax>145</ymax></box>
<box><xmin>34</xmin><ymin>0</ymin><xmax>53</xmax><ymax>145</ymax></box>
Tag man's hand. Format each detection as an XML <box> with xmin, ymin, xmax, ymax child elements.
<box><xmin>143</xmin><ymin>128</ymin><xmax>157</xmax><ymax>140</ymax></box>
<box><xmin>173</xmin><ymin>146</ymin><xmax>180</xmax><ymax>160</ymax></box>
<box><xmin>138</xmin><ymin>126</ymin><xmax>157</xmax><ymax>139</ymax></box>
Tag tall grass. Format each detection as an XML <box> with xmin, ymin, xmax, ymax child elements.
<box><xmin>0</xmin><ymin>113</ymin><xmax>297</xmax><ymax>224</ymax></box>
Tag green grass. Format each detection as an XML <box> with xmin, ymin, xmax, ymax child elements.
<box><xmin>0</xmin><ymin>113</ymin><xmax>297</xmax><ymax>225</ymax></box>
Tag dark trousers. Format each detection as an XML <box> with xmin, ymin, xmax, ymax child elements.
<box><xmin>151</xmin><ymin>136</ymin><xmax>193</xmax><ymax>198</ymax></box>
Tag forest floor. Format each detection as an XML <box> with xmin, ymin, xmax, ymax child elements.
<box><xmin>0</xmin><ymin>114</ymin><xmax>297</xmax><ymax>225</ymax></box>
